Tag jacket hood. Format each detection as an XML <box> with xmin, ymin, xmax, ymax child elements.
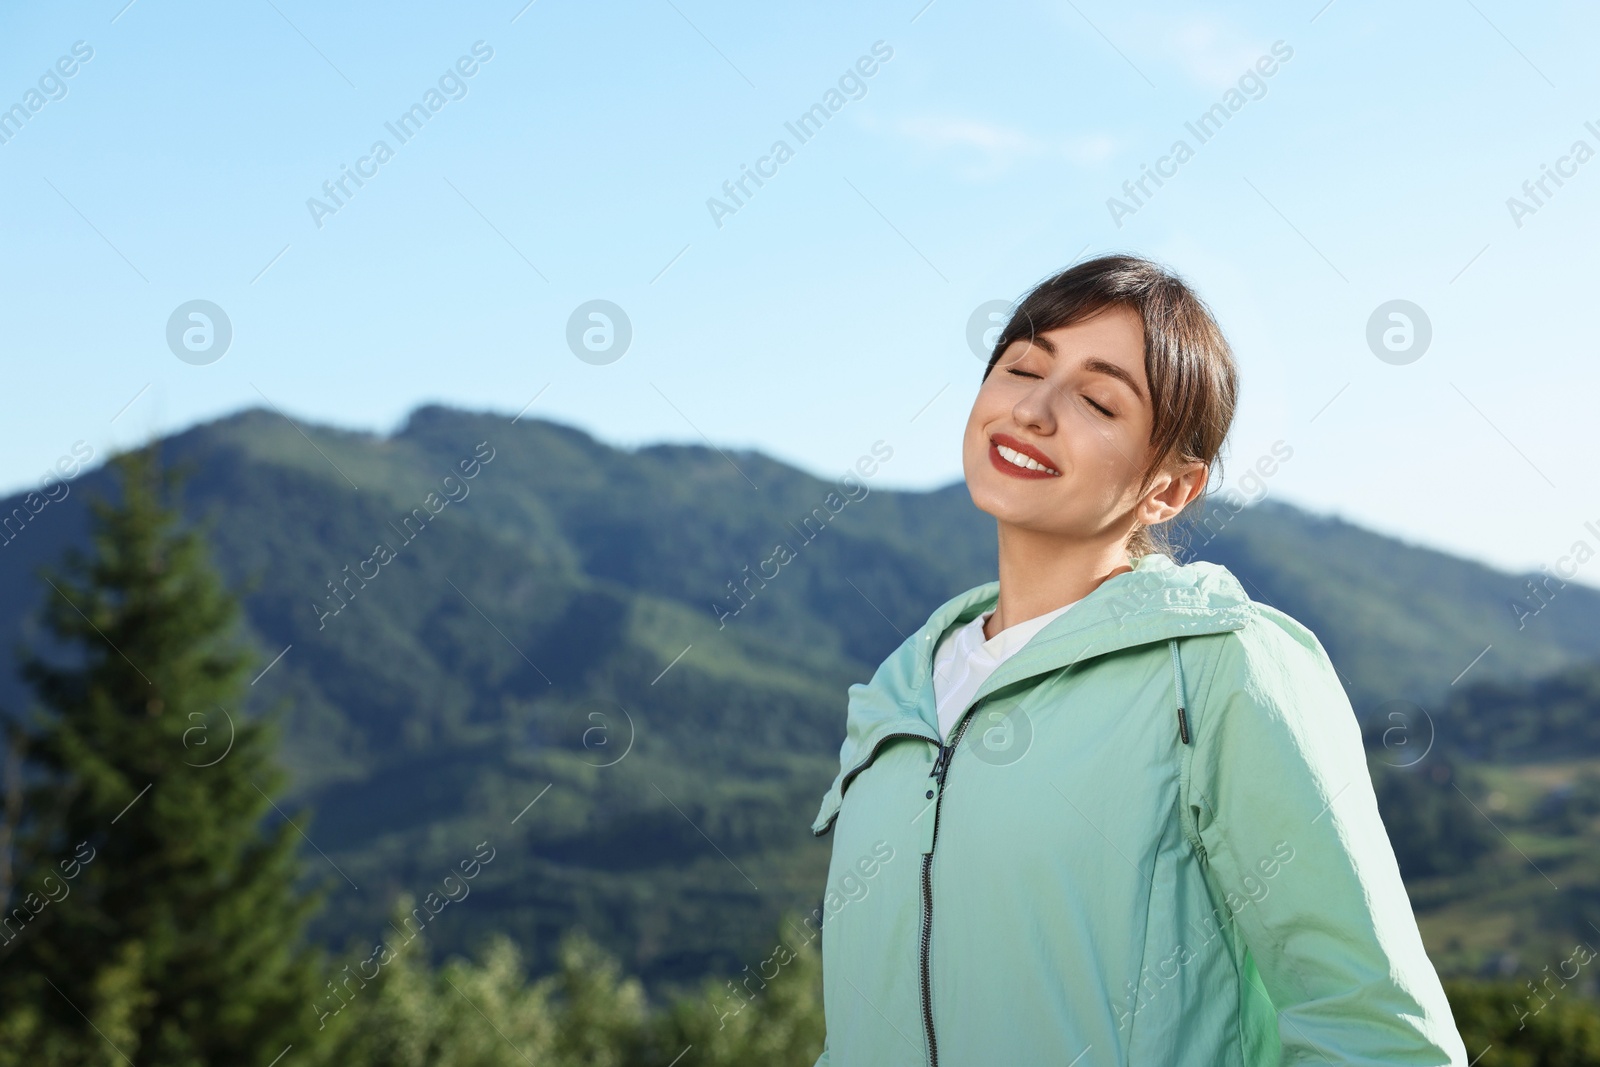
<box><xmin>811</xmin><ymin>551</ymin><xmax>1259</xmax><ymax>835</ymax></box>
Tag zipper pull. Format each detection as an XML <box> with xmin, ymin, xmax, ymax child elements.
<box><xmin>929</xmin><ymin>741</ymin><xmax>951</xmax><ymax>786</ymax></box>
<box><xmin>919</xmin><ymin>742</ymin><xmax>946</xmax><ymax>855</ymax></box>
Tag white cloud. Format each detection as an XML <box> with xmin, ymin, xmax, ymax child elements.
<box><xmin>897</xmin><ymin>116</ymin><xmax>1040</xmax><ymax>156</ymax></box>
<box><xmin>1043</xmin><ymin>5</ymin><xmax>1276</xmax><ymax>92</ymax></box>
<box><xmin>1146</xmin><ymin>14</ymin><xmax>1273</xmax><ymax>91</ymax></box>
<box><xmin>875</xmin><ymin>114</ymin><xmax>1120</xmax><ymax>181</ymax></box>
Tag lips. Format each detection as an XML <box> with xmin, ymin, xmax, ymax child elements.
<box><xmin>989</xmin><ymin>433</ymin><xmax>1060</xmax><ymax>478</ymax></box>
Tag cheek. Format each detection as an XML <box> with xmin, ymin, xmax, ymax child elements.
<box><xmin>963</xmin><ymin>391</ymin><xmax>1002</xmax><ymax>454</ymax></box>
<box><xmin>1069</xmin><ymin>421</ymin><xmax>1143</xmax><ymax>497</ymax></box>
<box><xmin>1080</xmin><ymin>409</ymin><xmax>1143</xmax><ymax>459</ymax></box>
<box><xmin>961</xmin><ymin>421</ymin><xmax>988</xmax><ymax>482</ymax></box>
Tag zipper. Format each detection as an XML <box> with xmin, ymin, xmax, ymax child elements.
<box><xmin>919</xmin><ymin>705</ymin><xmax>978</xmax><ymax>1067</ymax></box>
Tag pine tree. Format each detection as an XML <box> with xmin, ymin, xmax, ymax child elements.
<box><xmin>0</xmin><ymin>441</ymin><xmax>326</xmax><ymax>1066</ymax></box>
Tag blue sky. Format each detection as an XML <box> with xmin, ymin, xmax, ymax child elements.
<box><xmin>2</xmin><ymin>0</ymin><xmax>1595</xmax><ymax>580</ymax></box>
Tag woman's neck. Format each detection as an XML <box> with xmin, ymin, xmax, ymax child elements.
<box><xmin>985</xmin><ymin>522</ymin><xmax>1135</xmax><ymax>640</ymax></box>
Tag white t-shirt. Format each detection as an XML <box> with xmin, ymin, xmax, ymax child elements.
<box><xmin>931</xmin><ymin>597</ymin><xmax>1081</xmax><ymax>742</ymax></box>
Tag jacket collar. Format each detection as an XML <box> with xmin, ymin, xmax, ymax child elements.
<box><xmin>812</xmin><ymin>552</ymin><xmax>1257</xmax><ymax>834</ymax></box>
<box><xmin>918</xmin><ymin>551</ymin><xmax>1256</xmax><ymax>714</ymax></box>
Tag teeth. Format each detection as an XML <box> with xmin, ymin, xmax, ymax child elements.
<box><xmin>997</xmin><ymin>443</ymin><xmax>1058</xmax><ymax>475</ymax></box>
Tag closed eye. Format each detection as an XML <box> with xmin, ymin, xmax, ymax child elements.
<box><xmin>1006</xmin><ymin>368</ymin><xmax>1116</xmax><ymax>417</ymax></box>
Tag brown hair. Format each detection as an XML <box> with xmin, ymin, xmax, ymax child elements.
<box><xmin>982</xmin><ymin>254</ymin><xmax>1238</xmax><ymax>563</ymax></box>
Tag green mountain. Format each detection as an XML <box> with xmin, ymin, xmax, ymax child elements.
<box><xmin>2</xmin><ymin>403</ymin><xmax>1598</xmax><ymax>1001</ymax></box>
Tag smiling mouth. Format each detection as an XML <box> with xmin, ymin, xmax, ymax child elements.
<box><xmin>990</xmin><ymin>440</ymin><xmax>1061</xmax><ymax>477</ymax></box>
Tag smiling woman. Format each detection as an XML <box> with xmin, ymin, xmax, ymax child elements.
<box><xmin>968</xmin><ymin>254</ymin><xmax>1237</xmax><ymax>569</ymax></box>
<box><xmin>808</xmin><ymin>254</ymin><xmax>1468</xmax><ymax>1066</ymax></box>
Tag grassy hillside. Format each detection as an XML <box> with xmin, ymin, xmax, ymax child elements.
<box><xmin>1371</xmin><ymin>660</ymin><xmax>1600</xmax><ymax>982</ymax></box>
<box><xmin>1200</xmin><ymin>495</ymin><xmax>1600</xmax><ymax>713</ymax></box>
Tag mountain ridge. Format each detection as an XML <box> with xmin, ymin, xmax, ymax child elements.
<box><xmin>2</xmin><ymin>401</ymin><xmax>1597</xmax><ymax>996</ymax></box>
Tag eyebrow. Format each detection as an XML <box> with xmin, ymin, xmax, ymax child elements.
<box><xmin>1026</xmin><ymin>335</ymin><xmax>1147</xmax><ymax>406</ymax></box>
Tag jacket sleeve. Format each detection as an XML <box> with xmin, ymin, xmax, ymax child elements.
<box><xmin>1186</xmin><ymin>611</ymin><xmax>1469</xmax><ymax>1066</ymax></box>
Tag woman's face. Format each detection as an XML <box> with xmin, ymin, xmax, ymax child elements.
<box><xmin>962</xmin><ymin>303</ymin><xmax>1174</xmax><ymax>540</ymax></box>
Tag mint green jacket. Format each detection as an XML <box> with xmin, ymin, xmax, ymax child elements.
<box><xmin>809</xmin><ymin>552</ymin><xmax>1467</xmax><ymax>1066</ymax></box>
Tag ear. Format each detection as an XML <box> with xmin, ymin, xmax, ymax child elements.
<box><xmin>1136</xmin><ymin>459</ymin><xmax>1208</xmax><ymax>526</ymax></box>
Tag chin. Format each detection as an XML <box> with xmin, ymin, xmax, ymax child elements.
<box><xmin>965</xmin><ymin>477</ymin><xmax>1031</xmax><ymax>522</ymax></box>
<box><xmin>961</xmin><ymin>471</ymin><xmax>994</xmax><ymax>512</ymax></box>
<box><xmin>965</xmin><ymin>487</ymin><xmax>998</xmax><ymax>521</ymax></box>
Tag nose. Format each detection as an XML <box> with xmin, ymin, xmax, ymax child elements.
<box><xmin>1011</xmin><ymin>375</ymin><xmax>1058</xmax><ymax>435</ymax></box>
